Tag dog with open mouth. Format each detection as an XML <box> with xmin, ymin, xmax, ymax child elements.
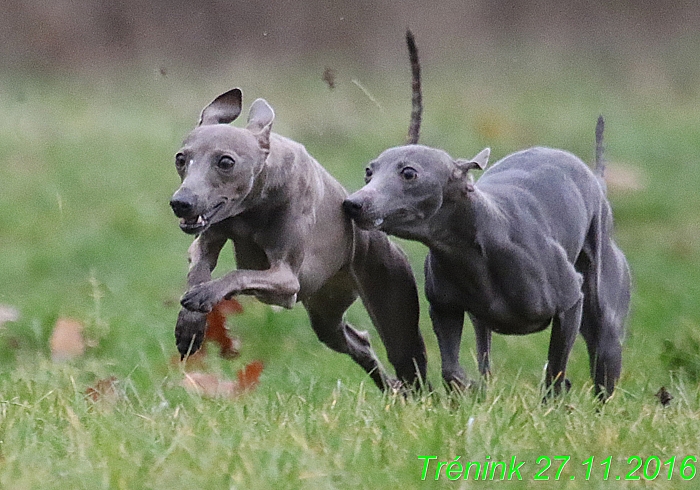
<box><xmin>168</xmin><ymin>88</ymin><xmax>427</xmax><ymax>391</ymax></box>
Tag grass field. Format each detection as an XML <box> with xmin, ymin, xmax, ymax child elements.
<box><xmin>2</xmin><ymin>53</ymin><xmax>700</xmax><ymax>488</ymax></box>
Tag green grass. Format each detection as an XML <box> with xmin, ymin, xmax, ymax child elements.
<box><xmin>2</xmin><ymin>56</ymin><xmax>700</xmax><ymax>488</ymax></box>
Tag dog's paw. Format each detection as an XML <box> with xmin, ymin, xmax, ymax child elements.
<box><xmin>181</xmin><ymin>283</ymin><xmax>221</xmax><ymax>313</ymax></box>
<box><xmin>541</xmin><ymin>378</ymin><xmax>573</xmax><ymax>404</ymax></box>
<box><xmin>175</xmin><ymin>308</ymin><xmax>207</xmax><ymax>358</ymax></box>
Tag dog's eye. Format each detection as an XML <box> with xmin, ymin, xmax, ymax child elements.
<box><xmin>217</xmin><ymin>156</ymin><xmax>235</xmax><ymax>170</ymax></box>
<box><xmin>364</xmin><ymin>167</ymin><xmax>373</xmax><ymax>183</ymax></box>
<box><xmin>175</xmin><ymin>153</ymin><xmax>186</xmax><ymax>169</ymax></box>
<box><xmin>401</xmin><ymin>167</ymin><xmax>417</xmax><ymax>181</ymax></box>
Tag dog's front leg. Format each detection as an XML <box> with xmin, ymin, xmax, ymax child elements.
<box><xmin>469</xmin><ymin>315</ymin><xmax>492</xmax><ymax>378</ymax></box>
<box><xmin>181</xmin><ymin>263</ymin><xmax>301</xmax><ymax>312</ymax></box>
<box><xmin>176</xmin><ymin>234</ymin><xmax>227</xmax><ymax>357</ymax></box>
<box><xmin>429</xmin><ymin>304</ymin><xmax>470</xmax><ymax>390</ymax></box>
<box><xmin>545</xmin><ymin>296</ymin><xmax>583</xmax><ymax>397</ymax></box>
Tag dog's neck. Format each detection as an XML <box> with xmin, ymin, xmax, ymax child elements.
<box><xmin>241</xmin><ymin>133</ymin><xmax>325</xmax><ymax>215</ymax></box>
<box><xmin>420</xmin><ymin>186</ymin><xmax>501</xmax><ymax>259</ymax></box>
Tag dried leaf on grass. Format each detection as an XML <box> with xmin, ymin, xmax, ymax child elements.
<box><xmin>181</xmin><ymin>360</ymin><xmax>264</xmax><ymax>399</ymax></box>
<box><xmin>236</xmin><ymin>359</ymin><xmax>264</xmax><ymax>390</ymax></box>
<box><xmin>214</xmin><ymin>298</ymin><xmax>244</xmax><ymax>315</ymax></box>
<box><xmin>204</xmin><ymin>298</ymin><xmax>243</xmax><ymax>359</ymax></box>
<box><xmin>85</xmin><ymin>376</ymin><xmax>123</xmax><ymax>407</ymax></box>
<box><xmin>50</xmin><ymin>318</ymin><xmax>85</xmax><ymax>362</ymax></box>
<box><xmin>171</xmin><ymin>349</ymin><xmax>208</xmax><ymax>369</ymax></box>
<box><xmin>0</xmin><ymin>304</ymin><xmax>20</xmax><ymax>328</ymax></box>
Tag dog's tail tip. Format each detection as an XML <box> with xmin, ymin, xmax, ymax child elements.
<box><xmin>405</xmin><ymin>28</ymin><xmax>416</xmax><ymax>48</ymax></box>
<box><xmin>594</xmin><ymin>114</ymin><xmax>609</xmax><ymax>194</ymax></box>
<box><xmin>595</xmin><ymin>114</ymin><xmax>605</xmax><ymax>175</ymax></box>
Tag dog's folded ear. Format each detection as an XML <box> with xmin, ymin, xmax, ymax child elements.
<box><xmin>451</xmin><ymin>148</ymin><xmax>490</xmax><ymax>191</ymax></box>
<box><xmin>455</xmin><ymin>148</ymin><xmax>490</xmax><ymax>173</ymax></box>
<box><xmin>198</xmin><ymin>88</ymin><xmax>243</xmax><ymax>126</ymax></box>
<box><xmin>246</xmin><ymin>98</ymin><xmax>275</xmax><ymax>154</ymax></box>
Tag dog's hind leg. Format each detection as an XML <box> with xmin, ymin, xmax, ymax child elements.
<box><xmin>352</xmin><ymin>230</ymin><xmax>428</xmax><ymax>389</ymax></box>
<box><xmin>580</xmin><ymin>250</ymin><xmax>628</xmax><ymax>399</ymax></box>
<box><xmin>578</xmin><ymin>119</ymin><xmax>629</xmax><ymax>399</ymax></box>
<box><xmin>577</xmin><ymin>208</ymin><xmax>630</xmax><ymax>400</ymax></box>
<box><xmin>303</xmin><ymin>270</ymin><xmax>396</xmax><ymax>391</ymax></box>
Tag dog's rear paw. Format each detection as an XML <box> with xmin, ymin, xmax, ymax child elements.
<box><xmin>385</xmin><ymin>377</ymin><xmax>404</xmax><ymax>393</ymax></box>
<box><xmin>181</xmin><ymin>283</ymin><xmax>220</xmax><ymax>313</ymax></box>
<box><xmin>175</xmin><ymin>308</ymin><xmax>207</xmax><ymax>358</ymax></box>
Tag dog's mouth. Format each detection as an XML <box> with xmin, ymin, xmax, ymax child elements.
<box><xmin>354</xmin><ymin>209</ymin><xmax>422</xmax><ymax>235</ymax></box>
<box><xmin>352</xmin><ymin>216</ymin><xmax>385</xmax><ymax>231</ymax></box>
<box><xmin>179</xmin><ymin>201</ymin><xmax>225</xmax><ymax>235</ymax></box>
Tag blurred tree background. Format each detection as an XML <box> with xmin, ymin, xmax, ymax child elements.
<box><xmin>2</xmin><ymin>0</ymin><xmax>699</xmax><ymax>81</ymax></box>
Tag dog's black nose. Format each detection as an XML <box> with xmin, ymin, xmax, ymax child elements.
<box><xmin>170</xmin><ymin>197</ymin><xmax>195</xmax><ymax>218</ymax></box>
<box><xmin>342</xmin><ymin>198</ymin><xmax>363</xmax><ymax>218</ymax></box>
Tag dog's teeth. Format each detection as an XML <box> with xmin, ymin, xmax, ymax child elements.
<box><xmin>374</xmin><ymin>218</ymin><xmax>384</xmax><ymax>227</ymax></box>
<box><xmin>196</xmin><ymin>215</ymin><xmax>204</xmax><ymax>225</ymax></box>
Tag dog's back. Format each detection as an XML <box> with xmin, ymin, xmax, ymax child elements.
<box><xmin>474</xmin><ymin>147</ymin><xmax>604</xmax><ymax>259</ymax></box>
<box><xmin>479</xmin><ymin>147</ymin><xmax>602</xmax><ymax>200</ymax></box>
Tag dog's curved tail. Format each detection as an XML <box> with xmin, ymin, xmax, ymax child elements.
<box><xmin>405</xmin><ymin>29</ymin><xmax>422</xmax><ymax>145</ymax></box>
<box><xmin>595</xmin><ymin>115</ymin><xmax>607</xmax><ymax>193</ymax></box>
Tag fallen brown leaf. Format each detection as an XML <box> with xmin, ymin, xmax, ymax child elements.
<box><xmin>205</xmin><ymin>299</ymin><xmax>242</xmax><ymax>359</ymax></box>
<box><xmin>237</xmin><ymin>360</ymin><xmax>264</xmax><ymax>391</ymax></box>
<box><xmin>181</xmin><ymin>372</ymin><xmax>236</xmax><ymax>397</ymax></box>
<box><xmin>215</xmin><ymin>298</ymin><xmax>244</xmax><ymax>315</ymax></box>
<box><xmin>85</xmin><ymin>376</ymin><xmax>122</xmax><ymax>406</ymax></box>
<box><xmin>181</xmin><ymin>360</ymin><xmax>264</xmax><ymax>399</ymax></box>
<box><xmin>170</xmin><ymin>349</ymin><xmax>208</xmax><ymax>369</ymax></box>
<box><xmin>50</xmin><ymin>318</ymin><xmax>85</xmax><ymax>362</ymax></box>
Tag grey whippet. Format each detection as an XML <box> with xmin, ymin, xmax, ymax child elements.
<box><xmin>343</xmin><ymin>117</ymin><xmax>630</xmax><ymax>399</ymax></box>
<box><xmin>169</xmin><ymin>88</ymin><xmax>427</xmax><ymax>391</ymax></box>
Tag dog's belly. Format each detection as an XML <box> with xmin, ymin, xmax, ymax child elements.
<box><xmin>426</xmin><ymin>252</ymin><xmax>564</xmax><ymax>334</ymax></box>
<box><xmin>477</xmin><ymin>313</ymin><xmax>551</xmax><ymax>335</ymax></box>
<box><xmin>464</xmin><ymin>292</ymin><xmax>554</xmax><ymax>335</ymax></box>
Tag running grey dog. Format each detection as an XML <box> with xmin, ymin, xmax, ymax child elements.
<box><xmin>343</xmin><ymin>117</ymin><xmax>630</xmax><ymax>399</ymax></box>
<box><xmin>169</xmin><ymin>88</ymin><xmax>427</xmax><ymax>391</ymax></box>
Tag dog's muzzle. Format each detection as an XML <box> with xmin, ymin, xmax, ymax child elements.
<box><xmin>342</xmin><ymin>197</ymin><xmax>383</xmax><ymax>230</ymax></box>
<box><xmin>170</xmin><ymin>190</ymin><xmax>224</xmax><ymax>235</ymax></box>
<box><xmin>342</xmin><ymin>198</ymin><xmax>363</xmax><ymax>220</ymax></box>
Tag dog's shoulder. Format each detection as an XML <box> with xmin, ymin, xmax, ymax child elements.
<box><xmin>267</xmin><ymin>132</ymin><xmax>347</xmax><ymax>199</ymax></box>
<box><xmin>269</xmin><ymin>132</ymin><xmax>306</xmax><ymax>154</ymax></box>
